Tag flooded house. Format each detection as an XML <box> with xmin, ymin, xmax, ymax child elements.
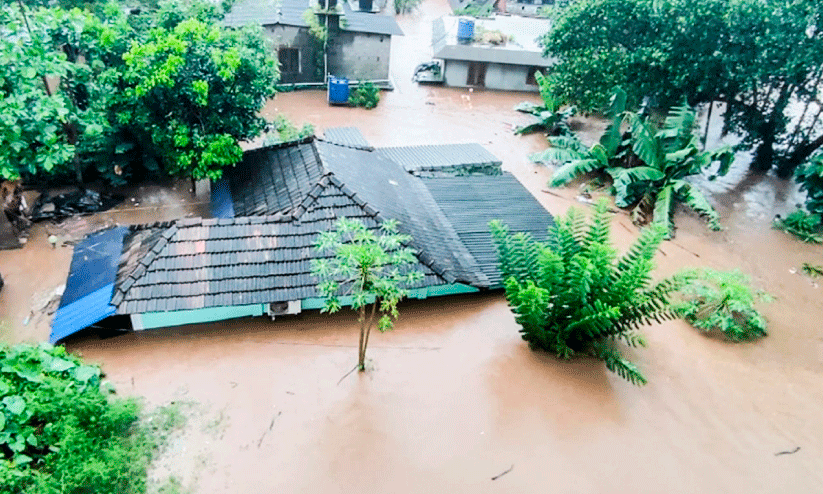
<box><xmin>224</xmin><ymin>0</ymin><xmax>403</xmax><ymax>84</ymax></box>
<box><xmin>432</xmin><ymin>15</ymin><xmax>553</xmax><ymax>91</ymax></box>
<box><xmin>50</xmin><ymin>129</ymin><xmax>553</xmax><ymax>343</ymax></box>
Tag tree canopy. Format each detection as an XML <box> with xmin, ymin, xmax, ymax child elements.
<box><xmin>0</xmin><ymin>0</ymin><xmax>279</xmax><ymax>183</ymax></box>
<box><xmin>542</xmin><ymin>0</ymin><xmax>823</xmax><ymax>176</ymax></box>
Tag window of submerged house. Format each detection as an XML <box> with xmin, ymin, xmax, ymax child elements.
<box><xmin>526</xmin><ymin>66</ymin><xmax>541</xmax><ymax>85</ymax></box>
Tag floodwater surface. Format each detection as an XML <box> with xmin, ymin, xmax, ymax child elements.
<box><xmin>1</xmin><ymin>0</ymin><xmax>822</xmax><ymax>492</ymax></box>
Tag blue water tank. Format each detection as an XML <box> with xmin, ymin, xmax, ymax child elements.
<box><xmin>328</xmin><ymin>76</ymin><xmax>349</xmax><ymax>105</ymax></box>
<box><xmin>457</xmin><ymin>18</ymin><xmax>475</xmax><ymax>44</ymax></box>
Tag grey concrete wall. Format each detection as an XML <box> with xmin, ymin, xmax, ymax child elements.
<box><xmin>327</xmin><ymin>31</ymin><xmax>391</xmax><ymax>80</ymax></box>
<box><xmin>443</xmin><ymin>60</ymin><xmax>541</xmax><ymax>92</ymax></box>
<box><xmin>265</xmin><ymin>25</ymin><xmax>323</xmax><ymax>83</ymax></box>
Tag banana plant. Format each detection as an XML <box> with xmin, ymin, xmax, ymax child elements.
<box><xmin>534</xmin><ymin>88</ymin><xmax>734</xmax><ymax>236</ymax></box>
<box><xmin>513</xmin><ymin>71</ymin><xmax>576</xmax><ymax>136</ymax></box>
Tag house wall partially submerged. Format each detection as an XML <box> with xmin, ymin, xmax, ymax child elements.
<box><xmin>443</xmin><ymin>60</ymin><xmax>540</xmax><ymax>92</ymax></box>
<box><xmin>128</xmin><ymin>283</ymin><xmax>478</xmax><ymax>331</ymax></box>
<box><xmin>327</xmin><ymin>30</ymin><xmax>391</xmax><ymax>81</ymax></box>
<box><xmin>264</xmin><ymin>25</ymin><xmax>322</xmax><ymax>84</ymax></box>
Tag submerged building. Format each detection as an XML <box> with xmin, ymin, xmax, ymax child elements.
<box><xmin>51</xmin><ymin>129</ymin><xmax>553</xmax><ymax>343</ymax></box>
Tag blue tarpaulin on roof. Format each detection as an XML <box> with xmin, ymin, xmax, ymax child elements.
<box><xmin>50</xmin><ymin>226</ymin><xmax>128</xmax><ymax>343</ymax></box>
<box><xmin>210</xmin><ymin>179</ymin><xmax>235</xmax><ymax>218</ymax></box>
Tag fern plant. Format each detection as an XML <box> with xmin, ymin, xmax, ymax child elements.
<box><xmin>673</xmin><ymin>269</ymin><xmax>772</xmax><ymax>342</ymax></box>
<box><xmin>490</xmin><ymin>199</ymin><xmax>685</xmax><ymax>385</ymax></box>
<box><xmin>533</xmin><ymin>87</ymin><xmax>734</xmax><ymax>237</ymax></box>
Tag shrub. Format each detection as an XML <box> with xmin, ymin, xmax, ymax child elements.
<box><xmin>796</xmin><ymin>152</ymin><xmax>823</xmax><ymax>216</ymax></box>
<box><xmin>348</xmin><ymin>81</ymin><xmax>380</xmax><ymax>110</ymax></box>
<box><xmin>490</xmin><ymin>199</ymin><xmax>685</xmax><ymax>385</ymax></box>
<box><xmin>0</xmin><ymin>343</ymin><xmax>177</xmax><ymax>493</ymax></box>
<box><xmin>773</xmin><ymin>210</ymin><xmax>822</xmax><ymax>244</ymax></box>
<box><xmin>673</xmin><ymin>269</ymin><xmax>772</xmax><ymax>342</ymax></box>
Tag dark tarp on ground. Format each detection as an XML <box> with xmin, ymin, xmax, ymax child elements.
<box><xmin>51</xmin><ymin>226</ymin><xmax>129</xmax><ymax>343</ymax></box>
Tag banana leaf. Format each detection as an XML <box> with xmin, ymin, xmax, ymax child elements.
<box><xmin>607</xmin><ymin>166</ymin><xmax>665</xmax><ymax>206</ymax></box>
<box><xmin>624</xmin><ymin>112</ymin><xmax>663</xmax><ymax>169</ymax></box>
<box><xmin>672</xmin><ymin>179</ymin><xmax>720</xmax><ymax>230</ymax></box>
<box><xmin>513</xmin><ymin>101</ymin><xmax>542</xmax><ymax>114</ymax></box>
<box><xmin>549</xmin><ymin>158</ymin><xmax>604</xmax><ymax>187</ymax></box>
<box><xmin>652</xmin><ymin>184</ymin><xmax>675</xmax><ymax>236</ymax></box>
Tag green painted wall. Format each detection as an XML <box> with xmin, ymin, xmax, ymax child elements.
<box><xmin>301</xmin><ymin>283</ymin><xmax>478</xmax><ymax>310</ymax></box>
<box><xmin>135</xmin><ymin>304</ymin><xmax>265</xmax><ymax>330</ymax></box>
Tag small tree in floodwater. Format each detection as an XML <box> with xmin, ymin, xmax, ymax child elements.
<box><xmin>312</xmin><ymin>218</ymin><xmax>423</xmax><ymax>371</ymax></box>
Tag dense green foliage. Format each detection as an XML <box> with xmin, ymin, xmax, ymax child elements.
<box><xmin>538</xmin><ymin>89</ymin><xmax>733</xmax><ymax>236</ymax></box>
<box><xmin>796</xmin><ymin>152</ymin><xmax>823</xmax><ymax>216</ymax></box>
<box><xmin>541</xmin><ymin>0</ymin><xmax>823</xmax><ymax>176</ymax></box>
<box><xmin>0</xmin><ymin>343</ymin><xmax>177</xmax><ymax>493</ymax></box>
<box><xmin>773</xmin><ymin>210</ymin><xmax>822</xmax><ymax>244</ymax></box>
<box><xmin>394</xmin><ymin>0</ymin><xmax>422</xmax><ymax>15</ymax></box>
<box><xmin>674</xmin><ymin>269</ymin><xmax>772</xmax><ymax>342</ymax></box>
<box><xmin>513</xmin><ymin>71</ymin><xmax>575</xmax><ymax>136</ymax></box>
<box><xmin>490</xmin><ymin>199</ymin><xmax>685</xmax><ymax>385</ymax></box>
<box><xmin>453</xmin><ymin>1</ymin><xmax>493</xmax><ymax>17</ymax></box>
<box><xmin>348</xmin><ymin>81</ymin><xmax>380</xmax><ymax>110</ymax></box>
<box><xmin>312</xmin><ymin>218</ymin><xmax>423</xmax><ymax>371</ymax></box>
<box><xmin>1</xmin><ymin>0</ymin><xmax>279</xmax><ymax>183</ymax></box>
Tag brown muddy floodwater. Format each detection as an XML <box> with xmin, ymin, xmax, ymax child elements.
<box><xmin>1</xmin><ymin>0</ymin><xmax>823</xmax><ymax>492</ymax></box>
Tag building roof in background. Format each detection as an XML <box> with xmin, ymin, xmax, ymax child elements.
<box><xmin>376</xmin><ymin>143</ymin><xmax>502</xmax><ymax>175</ymax></box>
<box><xmin>224</xmin><ymin>0</ymin><xmax>403</xmax><ymax>35</ymax></box>
<box><xmin>432</xmin><ymin>15</ymin><xmax>553</xmax><ymax>66</ymax></box>
<box><xmin>340</xmin><ymin>2</ymin><xmax>404</xmax><ymax>35</ymax></box>
<box><xmin>321</xmin><ymin>127</ymin><xmax>374</xmax><ymax>150</ymax></box>
<box><xmin>422</xmin><ymin>173</ymin><xmax>553</xmax><ymax>287</ymax></box>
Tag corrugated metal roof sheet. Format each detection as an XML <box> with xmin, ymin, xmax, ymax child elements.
<box><xmin>376</xmin><ymin>143</ymin><xmax>501</xmax><ymax>174</ymax></box>
<box><xmin>210</xmin><ymin>179</ymin><xmax>236</xmax><ymax>219</ymax></box>
<box><xmin>51</xmin><ymin>226</ymin><xmax>128</xmax><ymax>342</ymax></box>
<box><xmin>422</xmin><ymin>173</ymin><xmax>554</xmax><ymax>287</ymax></box>
<box><xmin>322</xmin><ymin>127</ymin><xmax>373</xmax><ymax>150</ymax></box>
<box><xmin>225</xmin><ymin>0</ymin><xmax>402</xmax><ymax>35</ymax></box>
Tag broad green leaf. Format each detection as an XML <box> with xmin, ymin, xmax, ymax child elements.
<box><xmin>71</xmin><ymin>365</ymin><xmax>100</xmax><ymax>383</ymax></box>
<box><xmin>3</xmin><ymin>396</ymin><xmax>26</xmax><ymax>415</ymax></box>
<box><xmin>48</xmin><ymin>357</ymin><xmax>76</xmax><ymax>372</ymax></box>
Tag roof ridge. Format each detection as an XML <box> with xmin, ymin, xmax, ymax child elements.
<box><xmin>316</xmin><ymin>137</ymin><xmax>375</xmax><ymax>152</ymax></box>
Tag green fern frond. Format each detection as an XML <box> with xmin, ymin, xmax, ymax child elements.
<box><xmin>584</xmin><ymin>198</ymin><xmax>614</xmax><ymax>247</ymax></box>
<box><xmin>616</xmin><ymin>223</ymin><xmax>667</xmax><ymax>273</ymax></box>
<box><xmin>592</xmin><ymin>342</ymin><xmax>647</xmax><ymax>385</ymax></box>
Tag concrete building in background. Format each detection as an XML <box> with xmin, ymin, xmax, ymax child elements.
<box><xmin>432</xmin><ymin>15</ymin><xmax>553</xmax><ymax>92</ymax></box>
<box><xmin>224</xmin><ymin>0</ymin><xmax>402</xmax><ymax>84</ymax></box>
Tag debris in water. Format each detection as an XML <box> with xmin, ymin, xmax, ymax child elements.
<box><xmin>774</xmin><ymin>446</ymin><xmax>800</xmax><ymax>456</ymax></box>
<box><xmin>491</xmin><ymin>464</ymin><xmax>513</xmax><ymax>481</ymax></box>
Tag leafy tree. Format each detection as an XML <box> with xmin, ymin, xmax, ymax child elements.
<box><xmin>490</xmin><ymin>199</ymin><xmax>685</xmax><ymax>385</ymax></box>
<box><xmin>673</xmin><ymin>268</ymin><xmax>772</xmax><ymax>342</ymax></box>
<box><xmin>512</xmin><ymin>70</ymin><xmax>576</xmax><ymax>136</ymax></box>
<box><xmin>312</xmin><ymin>218</ymin><xmax>423</xmax><ymax>372</ymax></box>
<box><xmin>1</xmin><ymin>0</ymin><xmax>280</xmax><ymax>184</ymax></box>
<box><xmin>796</xmin><ymin>151</ymin><xmax>823</xmax><ymax>216</ymax></box>
<box><xmin>394</xmin><ymin>0</ymin><xmax>422</xmax><ymax>15</ymax></box>
<box><xmin>0</xmin><ymin>342</ymin><xmax>181</xmax><ymax>493</ymax></box>
<box><xmin>541</xmin><ymin>0</ymin><xmax>823</xmax><ymax>176</ymax></box>
<box><xmin>540</xmin><ymin>91</ymin><xmax>734</xmax><ymax>236</ymax></box>
<box><xmin>0</xmin><ymin>4</ymin><xmax>119</xmax><ymax>182</ymax></box>
<box><xmin>121</xmin><ymin>15</ymin><xmax>279</xmax><ymax>180</ymax></box>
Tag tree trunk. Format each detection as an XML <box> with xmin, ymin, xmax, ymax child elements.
<box><xmin>357</xmin><ymin>304</ymin><xmax>366</xmax><ymax>371</ymax></box>
<box><xmin>779</xmin><ymin>132</ymin><xmax>823</xmax><ymax>177</ymax></box>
